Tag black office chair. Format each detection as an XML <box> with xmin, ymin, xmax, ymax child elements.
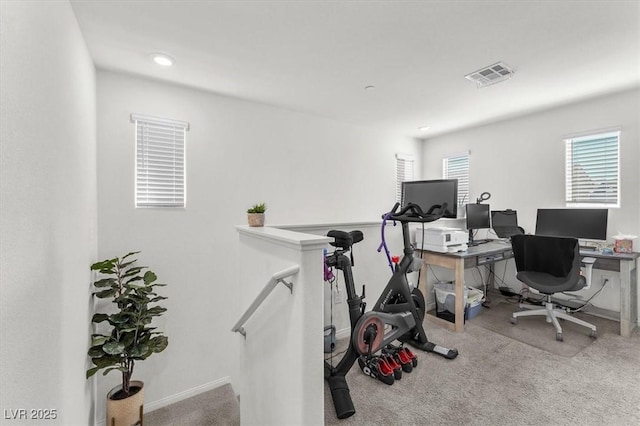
<box><xmin>510</xmin><ymin>234</ymin><xmax>597</xmax><ymax>341</ymax></box>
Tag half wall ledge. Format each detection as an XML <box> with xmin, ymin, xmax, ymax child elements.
<box><xmin>235</xmin><ymin>225</ymin><xmax>332</xmax><ymax>251</ymax></box>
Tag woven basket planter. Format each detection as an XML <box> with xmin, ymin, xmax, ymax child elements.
<box><xmin>106</xmin><ymin>380</ymin><xmax>144</xmax><ymax>426</ymax></box>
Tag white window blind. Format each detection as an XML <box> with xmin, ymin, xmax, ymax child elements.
<box><xmin>395</xmin><ymin>153</ymin><xmax>414</xmax><ymax>202</ymax></box>
<box><xmin>132</xmin><ymin>113</ymin><xmax>189</xmax><ymax>208</ymax></box>
<box><xmin>443</xmin><ymin>152</ymin><xmax>469</xmax><ymax>206</ymax></box>
<box><xmin>565</xmin><ymin>131</ymin><xmax>619</xmax><ymax>207</ymax></box>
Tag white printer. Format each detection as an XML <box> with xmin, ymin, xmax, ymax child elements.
<box><xmin>414</xmin><ymin>227</ymin><xmax>468</xmax><ymax>253</ymax></box>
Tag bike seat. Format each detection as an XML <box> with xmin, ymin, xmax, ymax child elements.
<box><xmin>328</xmin><ymin>230</ymin><xmax>363</xmax><ymax>249</ymax></box>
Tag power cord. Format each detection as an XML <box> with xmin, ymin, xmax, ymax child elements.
<box><xmin>472</xmin><ymin>266</ymin><xmax>490</xmax><ymax>307</ymax></box>
<box><xmin>563</xmin><ymin>278</ymin><xmax>609</xmax><ymax>313</ymax></box>
<box><xmin>428</xmin><ymin>264</ymin><xmax>443</xmax><ymax>283</ymax></box>
<box><xmin>415</xmin><ymin>223</ymin><xmax>427</xmax><ymax>289</ymax></box>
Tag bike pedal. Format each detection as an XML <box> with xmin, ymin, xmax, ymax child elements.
<box><xmin>374</xmin><ymin>357</ymin><xmax>395</xmax><ymax>385</ymax></box>
<box><xmin>357</xmin><ymin>356</ymin><xmax>395</xmax><ymax>385</ymax></box>
<box><xmin>395</xmin><ymin>351</ymin><xmax>413</xmax><ymax>373</ymax></box>
<box><xmin>382</xmin><ymin>344</ymin><xmax>413</xmax><ymax>373</ymax></box>
<box><xmin>403</xmin><ymin>347</ymin><xmax>418</xmax><ymax>368</ymax></box>
<box><xmin>383</xmin><ymin>354</ymin><xmax>402</xmax><ymax>380</ymax></box>
<box><xmin>357</xmin><ymin>356</ymin><xmax>371</xmax><ymax>376</ymax></box>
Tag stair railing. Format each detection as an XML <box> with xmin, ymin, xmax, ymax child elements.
<box><xmin>231</xmin><ymin>265</ymin><xmax>300</xmax><ymax>338</ymax></box>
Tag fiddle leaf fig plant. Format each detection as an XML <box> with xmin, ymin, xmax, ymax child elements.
<box><xmin>86</xmin><ymin>251</ymin><xmax>169</xmax><ymax>397</ymax></box>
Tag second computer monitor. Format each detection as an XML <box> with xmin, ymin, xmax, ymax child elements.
<box><xmin>491</xmin><ymin>210</ymin><xmax>524</xmax><ymax>239</ymax></box>
<box><xmin>466</xmin><ymin>203</ymin><xmax>491</xmax><ymax>245</ymax></box>
<box><xmin>535</xmin><ymin>208</ymin><xmax>608</xmax><ymax>241</ymax></box>
<box><xmin>466</xmin><ymin>203</ymin><xmax>491</xmax><ymax>230</ymax></box>
<box><xmin>491</xmin><ymin>210</ymin><xmax>518</xmax><ymax>227</ymax></box>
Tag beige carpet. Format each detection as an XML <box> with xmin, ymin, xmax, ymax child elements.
<box><xmin>144</xmin><ymin>383</ymin><xmax>239</xmax><ymax>426</ymax></box>
<box><xmin>325</xmin><ymin>298</ymin><xmax>640</xmax><ymax>425</ymax></box>
<box><xmin>141</xmin><ymin>298</ymin><xmax>638</xmax><ymax>425</ymax></box>
<box><xmin>469</xmin><ymin>296</ymin><xmax>620</xmax><ymax>357</ymax></box>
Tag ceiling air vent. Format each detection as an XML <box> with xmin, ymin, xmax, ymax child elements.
<box><xmin>465</xmin><ymin>62</ymin><xmax>515</xmax><ymax>88</ymax></box>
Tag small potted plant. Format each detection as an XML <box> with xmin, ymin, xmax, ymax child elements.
<box><xmin>247</xmin><ymin>202</ymin><xmax>267</xmax><ymax>227</ymax></box>
<box><xmin>87</xmin><ymin>251</ymin><xmax>169</xmax><ymax>426</ymax></box>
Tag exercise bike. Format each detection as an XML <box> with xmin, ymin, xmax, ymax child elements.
<box><xmin>324</xmin><ymin>202</ymin><xmax>459</xmax><ymax>419</ymax></box>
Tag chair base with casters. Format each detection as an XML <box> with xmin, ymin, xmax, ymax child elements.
<box><xmin>509</xmin><ymin>234</ymin><xmax>599</xmax><ymax>342</ymax></box>
<box><xmin>510</xmin><ymin>294</ymin><xmax>597</xmax><ymax>341</ymax></box>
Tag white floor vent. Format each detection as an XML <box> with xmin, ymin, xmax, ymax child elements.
<box><xmin>465</xmin><ymin>62</ymin><xmax>515</xmax><ymax>87</ymax></box>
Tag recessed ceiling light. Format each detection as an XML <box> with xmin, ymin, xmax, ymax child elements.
<box><xmin>151</xmin><ymin>53</ymin><xmax>174</xmax><ymax>67</ymax></box>
<box><xmin>418</xmin><ymin>126</ymin><xmax>431</xmax><ymax>131</ymax></box>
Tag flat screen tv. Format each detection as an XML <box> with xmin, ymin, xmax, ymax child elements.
<box><xmin>535</xmin><ymin>208</ymin><xmax>608</xmax><ymax>241</ymax></box>
<box><xmin>401</xmin><ymin>179</ymin><xmax>458</xmax><ymax>219</ymax></box>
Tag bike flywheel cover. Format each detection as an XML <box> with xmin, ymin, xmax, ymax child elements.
<box><xmin>352</xmin><ymin>314</ymin><xmax>385</xmax><ymax>355</ymax></box>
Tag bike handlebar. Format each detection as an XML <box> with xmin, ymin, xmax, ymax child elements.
<box><xmin>383</xmin><ymin>202</ymin><xmax>448</xmax><ymax>223</ymax></box>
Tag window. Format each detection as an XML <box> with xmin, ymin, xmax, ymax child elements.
<box><xmin>565</xmin><ymin>131</ymin><xmax>619</xmax><ymax>207</ymax></box>
<box><xmin>132</xmin><ymin>113</ymin><xmax>189</xmax><ymax>208</ymax></box>
<box><xmin>443</xmin><ymin>152</ymin><xmax>469</xmax><ymax>206</ymax></box>
<box><xmin>395</xmin><ymin>153</ymin><xmax>414</xmax><ymax>202</ymax></box>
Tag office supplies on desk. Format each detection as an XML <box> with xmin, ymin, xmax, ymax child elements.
<box><xmin>613</xmin><ymin>233</ymin><xmax>637</xmax><ymax>253</ymax></box>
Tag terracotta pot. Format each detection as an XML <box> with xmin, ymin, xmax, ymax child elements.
<box><xmin>247</xmin><ymin>213</ymin><xmax>265</xmax><ymax>227</ymax></box>
<box><xmin>106</xmin><ymin>380</ymin><xmax>144</xmax><ymax>426</ymax></box>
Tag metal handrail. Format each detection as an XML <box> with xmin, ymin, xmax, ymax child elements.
<box><xmin>231</xmin><ymin>265</ymin><xmax>300</xmax><ymax>338</ymax></box>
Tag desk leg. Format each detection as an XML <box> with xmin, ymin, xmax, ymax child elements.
<box><xmin>619</xmin><ymin>259</ymin><xmax>638</xmax><ymax>338</ymax></box>
<box><xmin>454</xmin><ymin>258</ymin><xmax>465</xmax><ymax>332</ymax></box>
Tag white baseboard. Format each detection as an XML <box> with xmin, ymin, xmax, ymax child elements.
<box><xmin>335</xmin><ymin>327</ymin><xmax>351</xmax><ymax>340</ymax></box>
<box><xmin>95</xmin><ymin>377</ymin><xmax>231</xmax><ymax>426</ymax></box>
<box><xmin>145</xmin><ymin>376</ymin><xmax>232</xmax><ymax>412</ymax></box>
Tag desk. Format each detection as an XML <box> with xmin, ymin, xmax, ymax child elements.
<box><xmin>419</xmin><ymin>242</ymin><xmax>639</xmax><ymax>337</ymax></box>
<box><xmin>419</xmin><ymin>241</ymin><xmax>514</xmax><ymax>333</ymax></box>
<box><xmin>578</xmin><ymin>250</ymin><xmax>639</xmax><ymax>337</ymax></box>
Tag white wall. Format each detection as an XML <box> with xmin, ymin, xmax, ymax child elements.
<box><xmin>236</xmin><ymin>227</ymin><xmax>329</xmax><ymax>425</ymax></box>
<box><xmin>421</xmin><ymin>88</ymin><xmax>640</xmax><ymax>313</ymax></box>
<box><xmin>95</xmin><ymin>70</ymin><xmax>420</xmax><ymax>416</ymax></box>
<box><xmin>0</xmin><ymin>1</ymin><xmax>97</xmax><ymax>425</ymax></box>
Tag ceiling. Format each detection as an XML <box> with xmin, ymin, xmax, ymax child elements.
<box><xmin>70</xmin><ymin>0</ymin><xmax>640</xmax><ymax>139</ymax></box>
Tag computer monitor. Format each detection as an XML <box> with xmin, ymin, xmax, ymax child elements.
<box><xmin>401</xmin><ymin>179</ymin><xmax>458</xmax><ymax>219</ymax></box>
<box><xmin>535</xmin><ymin>208</ymin><xmax>608</xmax><ymax>242</ymax></box>
<box><xmin>466</xmin><ymin>203</ymin><xmax>491</xmax><ymax>245</ymax></box>
<box><xmin>491</xmin><ymin>210</ymin><xmax>523</xmax><ymax>239</ymax></box>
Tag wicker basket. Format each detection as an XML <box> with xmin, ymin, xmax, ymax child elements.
<box><xmin>106</xmin><ymin>380</ymin><xmax>144</xmax><ymax>426</ymax></box>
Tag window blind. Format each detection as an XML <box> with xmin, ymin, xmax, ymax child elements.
<box><xmin>395</xmin><ymin>154</ymin><xmax>414</xmax><ymax>202</ymax></box>
<box><xmin>565</xmin><ymin>131</ymin><xmax>619</xmax><ymax>207</ymax></box>
<box><xmin>443</xmin><ymin>152</ymin><xmax>469</xmax><ymax>206</ymax></box>
<box><xmin>132</xmin><ymin>114</ymin><xmax>189</xmax><ymax>208</ymax></box>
